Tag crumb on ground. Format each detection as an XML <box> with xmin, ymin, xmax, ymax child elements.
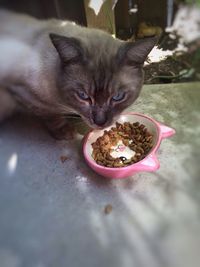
<box><xmin>104</xmin><ymin>204</ymin><xmax>113</xmax><ymax>215</ymax></box>
<box><xmin>60</xmin><ymin>155</ymin><xmax>69</xmax><ymax>163</ymax></box>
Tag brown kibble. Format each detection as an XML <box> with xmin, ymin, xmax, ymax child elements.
<box><xmin>104</xmin><ymin>204</ymin><xmax>113</xmax><ymax>215</ymax></box>
<box><xmin>145</xmin><ymin>132</ymin><xmax>152</xmax><ymax>137</ymax></box>
<box><xmin>136</xmin><ymin>146</ymin><xmax>144</xmax><ymax>154</ymax></box>
<box><xmin>139</xmin><ymin>124</ymin><xmax>145</xmax><ymax>130</ymax></box>
<box><xmin>106</xmin><ymin>154</ymin><xmax>114</xmax><ymax>161</ymax></box>
<box><xmin>133</xmin><ymin>122</ymin><xmax>140</xmax><ymax>127</ymax></box>
<box><xmin>91</xmin><ymin>121</ymin><xmax>154</xmax><ymax>168</ymax></box>
<box><xmin>122</xmin><ymin>139</ymin><xmax>129</xmax><ymax>146</ymax></box>
<box><xmin>60</xmin><ymin>155</ymin><xmax>68</xmax><ymax>163</ymax></box>
<box><xmin>116</xmin><ymin>122</ymin><xmax>122</xmax><ymax>129</ymax></box>
<box><xmin>123</xmin><ymin>158</ymin><xmax>132</xmax><ymax>164</ymax></box>
<box><xmin>135</xmin><ymin>129</ymin><xmax>140</xmax><ymax>134</ymax></box>
<box><xmin>103</xmin><ymin>134</ymin><xmax>110</xmax><ymax>143</ymax></box>
<box><xmin>113</xmin><ymin>162</ymin><xmax>124</xmax><ymax>167</ymax></box>
<box><xmin>131</xmin><ymin>155</ymin><xmax>138</xmax><ymax>162</ymax></box>
<box><xmin>149</xmin><ymin>143</ymin><xmax>154</xmax><ymax>148</ymax></box>
<box><xmin>146</xmin><ymin>136</ymin><xmax>153</xmax><ymax>142</ymax></box>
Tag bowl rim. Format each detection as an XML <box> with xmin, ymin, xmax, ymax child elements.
<box><xmin>83</xmin><ymin>112</ymin><xmax>162</xmax><ymax>171</ymax></box>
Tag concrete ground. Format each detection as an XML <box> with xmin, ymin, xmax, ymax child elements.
<box><xmin>0</xmin><ymin>82</ymin><xmax>200</xmax><ymax>267</ymax></box>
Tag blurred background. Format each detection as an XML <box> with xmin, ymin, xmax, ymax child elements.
<box><xmin>0</xmin><ymin>0</ymin><xmax>200</xmax><ymax>85</ymax></box>
<box><xmin>0</xmin><ymin>2</ymin><xmax>200</xmax><ymax>267</ymax></box>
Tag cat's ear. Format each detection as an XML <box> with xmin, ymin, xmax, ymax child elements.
<box><xmin>49</xmin><ymin>33</ymin><xmax>84</xmax><ymax>64</ymax></box>
<box><xmin>117</xmin><ymin>36</ymin><xmax>159</xmax><ymax>66</ymax></box>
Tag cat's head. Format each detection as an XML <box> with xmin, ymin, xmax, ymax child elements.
<box><xmin>50</xmin><ymin>32</ymin><xmax>158</xmax><ymax>129</ymax></box>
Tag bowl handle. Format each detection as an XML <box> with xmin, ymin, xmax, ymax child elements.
<box><xmin>139</xmin><ymin>154</ymin><xmax>160</xmax><ymax>172</ymax></box>
<box><xmin>159</xmin><ymin>123</ymin><xmax>176</xmax><ymax>139</ymax></box>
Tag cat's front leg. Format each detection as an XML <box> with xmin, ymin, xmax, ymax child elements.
<box><xmin>0</xmin><ymin>87</ymin><xmax>17</xmax><ymax>123</ymax></box>
<box><xmin>44</xmin><ymin>115</ymin><xmax>76</xmax><ymax>140</ymax></box>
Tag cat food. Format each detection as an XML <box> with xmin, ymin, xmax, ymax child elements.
<box><xmin>104</xmin><ymin>204</ymin><xmax>113</xmax><ymax>214</ymax></box>
<box><xmin>92</xmin><ymin>121</ymin><xmax>153</xmax><ymax>168</ymax></box>
<box><xmin>60</xmin><ymin>155</ymin><xmax>69</xmax><ymax>163</ymax></box>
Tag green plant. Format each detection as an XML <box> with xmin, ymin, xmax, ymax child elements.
<box><xmin>185</xmin><ymin>0</ymin><xmax>200</xmax><ymax>5</ymax></box>
<box><xmin>193</xmin><ymin>48</ymin><xmax>200</xmax><ymax>65</ymax></box>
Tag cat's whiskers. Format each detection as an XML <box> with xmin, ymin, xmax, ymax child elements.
<box><xmin>65</xmin><ymin>115</ymin><xmax>81</xmax><ymax>119</ymax></box>
<box><xmin>56</xmin><ymin>103</ymin><xmax>77</xmax><ymax>115</ymax></box>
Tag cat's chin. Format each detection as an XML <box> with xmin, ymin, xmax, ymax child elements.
<box><xmin>80</xmin><ymin>117</ymin><xmax>111</xmax><ymax>130</ymax></box>
<box><xmin>91</xmin><ymin>125</ymin><xmax>108</xmax><ymax>130</ymax></box>
<box><xmin>87</xmin><ymin>122</ymin><xmax>114</xmax><ymax>130</ymax></box>
<box><xmin>81</xmin><ymin>116</ymin><xmax>120</xmax><ymax>130</ymax></box>
<box><xmin>79</xmin><ymin>113</ymin><xmax>126</xmax><ymax>130</ymax></box>
<box><xmin>84</xmin><ymin>122</ymin><xmax>107</xmax><ymax>130</ymax></box>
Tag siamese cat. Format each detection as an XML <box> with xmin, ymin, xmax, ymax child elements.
<box><xmin>0</xmin><ymin>9</ymin><xmax>158</xmax><ymax>139</ymax></box>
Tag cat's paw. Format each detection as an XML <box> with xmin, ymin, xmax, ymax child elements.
<box><xmin>0</xmin><ymin>88</ymin><xmax>17</xmax><ymax>123</ymax></box>
<box><xmin>44</xmin><ymin>116</ymin><xmax>76</xmax><ymax>140</ymax></box>
<box><xmin>49</xmin><ymin>124</ymin><xmax>76</xmax><ymax>140</ymax></box>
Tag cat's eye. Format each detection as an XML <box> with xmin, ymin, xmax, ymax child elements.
<box><xmin>77</xmin><ymin>91</ymin><xmax>90</xmax><ymax>101</ymax></box>
<box><xmin>112</xmin><ymin>91</ymin><xmax>126</xmax><ymax>102</ymax></box>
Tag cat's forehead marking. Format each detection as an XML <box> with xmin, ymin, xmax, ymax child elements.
<box><xmin>90</xmin><ymin>60</ymin><xmax>114</xmax><ymax>97</ymax></box>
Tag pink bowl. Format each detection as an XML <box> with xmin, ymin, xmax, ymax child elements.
<box><xmin>83</xmin><ymin>113</ymin><xmax>175</xmax><ymax>179</ymax></box>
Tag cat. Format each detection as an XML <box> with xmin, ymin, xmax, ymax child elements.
<box><xmin>0</xmin><ymin>9</ymin><xmax>158</xmax><ymax>139</ymax></box>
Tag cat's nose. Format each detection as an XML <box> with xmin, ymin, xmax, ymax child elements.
<box><xmin>93</xmin><ymin>111</ymin><xmax>107</xmax><ymax>127</ymax></box>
